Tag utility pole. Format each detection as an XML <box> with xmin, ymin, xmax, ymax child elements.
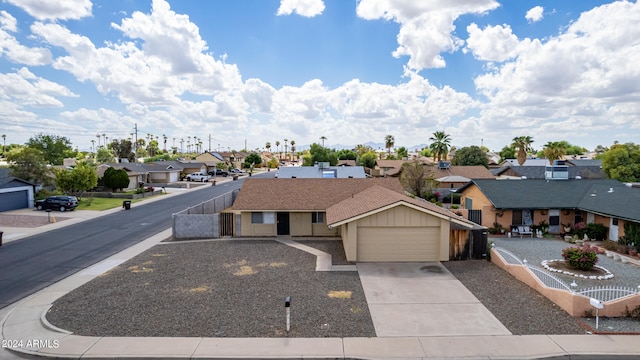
<box><xmin>134</xmin><ymin>123</ymin><xmax>138</xmax><ymax>155</ymax></box>
<box><xmin>208</xmin><ymin>134</ymin><xmax>212</xmax><ymax>152</ymax></box>
<box><xmin>245</xmin><ymin>139</ymin><xmax>247</xmax><ymax>152</ymax></box>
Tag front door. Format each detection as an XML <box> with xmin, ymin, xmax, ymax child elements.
<box><xmin>277</xmin><ymin>212</ymin><xmax>290</xmax><ymax>235</ymax></box>
<box><xmin>548</xmin><ymin>209</ymin><xmax>560</xmax><ymax>234</ymax></box>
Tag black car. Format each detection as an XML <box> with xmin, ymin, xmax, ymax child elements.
<box><xmin>35</xmin><ymin>196</ymin><xmax>79</xmax><ymax>211</ymax></box>
<box><xmin>208</xmin><ymin>169</ymin><xmax>229</xmax><ymax>177</ymax></box>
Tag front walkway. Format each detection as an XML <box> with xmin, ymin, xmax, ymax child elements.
<box><xmin>357</xmin><ymin>262</ymin><xmax>511</xmax><ymax>337</ymax></box>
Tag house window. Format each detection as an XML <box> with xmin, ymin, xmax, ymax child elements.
<box><xmin>251</xmin><ymin>212</ymin><xmax>275</xmax><ymax>224</ymax></box>
<box><xmin>312</xmin><ymin>212</ymin><xmax>324</xmax><ymax>224</ymax></box>
<box><xmin>251</xmin><ymin>212</ymin><xmax>263</xmax><ymax>224</ymax></box>
<box><xmin>574</xmin><ymin>211</ymin><xmax>583</xmax><ymax>225</ymax></box>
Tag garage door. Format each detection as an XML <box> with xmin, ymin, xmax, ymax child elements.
<box><xmin>0</xmin><ymin>190</ymin><xmax>29</xmax><ymax>212</ymax></box>
<box><xmin>357</xmin><ymin>226</ymin><xmax>440</xmax><ymax>262</ymax></box>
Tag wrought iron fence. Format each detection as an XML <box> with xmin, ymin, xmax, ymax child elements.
<box><xmin>493</xmin><ymin>246</ymin><xmax>639</xmax><ymax>303</ymax></box>
<box><xmin>577</xmin><ymin>286</ymin><xmax>639</xmax><ymax>302</ymax></box>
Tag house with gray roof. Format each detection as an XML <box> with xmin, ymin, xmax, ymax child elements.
<box><xmin>0</xmin><ymin>168</ymin><xmax>36</xmax><ymax>211</ymax></box>
<box><xmin>458</xmin><ymin>178</ymin><xmax>640</xmax><ymax>241</ymax></box>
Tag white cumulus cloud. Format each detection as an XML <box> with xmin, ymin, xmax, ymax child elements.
<box><xmin>277</xmin><ymin>0</ymin><xmax>325</xmax><ymax>17</ymax></box>
<box><xmin>465</xmin><ymin>23</ymin><xmax>524</xmax><ymax>62</ymax></box>
<box><xmin>356</xmin><ymin>0</ymin><xmax>500</xmax><ymax>70</ymax></box>
<box><xmin>5</xmin><ymin>0</ymin><xmax>92</xmax><ymax>21</ymax></box>
<box><xmin>525</xmin><ymin>6</ymin><xmax>544</xmax><ymax>23</ymax></box>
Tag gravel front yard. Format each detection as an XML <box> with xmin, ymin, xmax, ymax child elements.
<box><xmin>46</xmin><ymin>240</ymin><xmax>375</xmax><ymax>338</ymax></box>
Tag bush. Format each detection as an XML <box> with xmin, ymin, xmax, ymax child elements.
<box><xmin>622</xmin><ymin>222</ymin><xmax>640</xmax><ymax>251</ymax></box>
<box><xmin>562</xmin><ymin>245</ymin><xmax>598</xmax><ymax>271</ymax></box>
<box><xmin>585</xmin><ymin>223</ymin><xmax>608</xmax><ymax>240</ymax></box>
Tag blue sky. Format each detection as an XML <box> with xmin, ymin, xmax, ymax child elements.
<box><xmin>0</xmin><ymin>0</ymin><xmax>638</xmax><ymax>153</ymax></box>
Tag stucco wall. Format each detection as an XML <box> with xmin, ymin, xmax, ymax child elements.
<box><xmin>290</xmin><ymin>212</ymin><xmax>312</xmax><ymax>236</ymax></box>
<box><xmin>491</xmin><ymin>248</ymin><xmax>640</xmax><ymax>317</ymax></box>
<box><xmin>173</xmin><ymin>213</ymin><xmax>219</xmax><ymax>239</ymax></box>
<box><xmin>239</xmin><ymin>212</ymin><xmax>276</xmax><ymax>236</ymax></box>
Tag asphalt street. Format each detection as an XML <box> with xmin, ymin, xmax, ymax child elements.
<box><xmin>0</xmin><ymin>172</ymin><xmax>273</xmax><ymax>309</ymax></box>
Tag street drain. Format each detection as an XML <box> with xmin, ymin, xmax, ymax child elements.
<box><xmin>420</xmin><ymin>265</ymin><xmax>443</xmax><ymax>273</ymax></box>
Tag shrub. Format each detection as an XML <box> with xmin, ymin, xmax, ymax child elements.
<box><xmin>573</xmin><ymin>222</ymin><xmax>586</xmax><ymax>238</ymax></box>
<box><xmin>585</xmin><ymin>223</ymin><xmax>608</xmax><ymax>240</ymax></box>
<box><xmin>562</xmin><ymin>245</ymin><xmax>598</xmax><ymax>271</ymax></box>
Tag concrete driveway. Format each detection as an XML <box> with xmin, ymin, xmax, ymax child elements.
<box><xmin>357</xmin><ymin>262</ymin><xmax>511</xmax><ymax>337</ymax></box>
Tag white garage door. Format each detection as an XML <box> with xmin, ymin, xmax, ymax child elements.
<box><xmin>357</xmin><ymin>226</ymin><xmax>440</xmax><ymax>262</ymax></box>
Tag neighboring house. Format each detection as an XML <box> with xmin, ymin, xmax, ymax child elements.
<box><xmin>193</xmin><ymin>151</ymin><xmax>226</xmax><ymax>168</ymax></box>
<box><xmin>218</xmin><ymin>151</ymin><xmax>247</xmax><ymax>169</ymax></box>
<box><xmin>99</xmin><ymin>164</ymin><xmax>147</xmax><ymax>190</ymax></box>
<box><xmin>231</xmin><ymin>178</ymin><xmax>479</xmax><ymax>262</ymax></box>
<box><xmin>492</xmin><ymin>159</ymin><xmax>606</xmax><ymax>179</ymax></box>
<box><xmin>173</xmin><ymin>161</ymin><xmax>207</xmax><ymax>176</ymax></box>
<box><xmin>458</xmin><ymin>178</ymin><xmax>640</xmax><ymax>240</ymax></box>
<box><xmin>0</xmin><ymin>168</ymin><xmax>36</xmax><ymax>212</ymax></box>
<box><xmin>337</xmin><ymin>159</ymin><xmax>356</xmax><ymax>167</ymax></box>
<box><xmin>433</xmin><ymin>164</ymin><xmax>495</xmax><ymax>190</ymax></box>
<box><xmin>276</xmin><ymin>165</ymin><xmax>366</xmax><ymax>178</ymax></box>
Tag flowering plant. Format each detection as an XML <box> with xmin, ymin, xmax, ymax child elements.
<box><xmin>562</xmin><ymin>244</ymin><xmax>598</xmax><ymax>271</ymax></box>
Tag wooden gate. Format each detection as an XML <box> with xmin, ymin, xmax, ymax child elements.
<box><xmin>219</xmin><ymin>212</ymin><xmax>235</xmax><ymax>237</ymax></box>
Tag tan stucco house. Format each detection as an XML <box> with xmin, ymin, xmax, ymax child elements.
<box><xmin>231</xmin><ymin>178</ymin><xmax>478</xmax><ymax>262</ymax></box>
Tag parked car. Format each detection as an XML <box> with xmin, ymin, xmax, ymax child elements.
<box><xmin>207</xmin><ymin>169</ymin><xmax>229</xmax><ymax>177</ymax></box>
<box><xmin>231</xmin><ymin>168</ymin><xmax>244</xmax><ymax>174</ymax></box>
<box><xmin>35</xmin><ymin>196</ymin><xmax>79</xmax><ymax>212</ymax></box>
<box><xmin>185</xmin><ymin>172</ymin><xmax>211</xmax><ymax>182</ymax></box>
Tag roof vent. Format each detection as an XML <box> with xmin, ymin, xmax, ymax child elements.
<box><xmin>608</xmin><ymin>187</ymin><xmax>614</xmax><ymax>193</ymax></box>
<box><xmin>575</xmin><ymin>176</ymin><xmax>581</xmax><ymax>180</ymax></box>
<box><xmin>521</xmin><ymin>176</ymin><xmax>527</xmax><ymax>180</ymax></box>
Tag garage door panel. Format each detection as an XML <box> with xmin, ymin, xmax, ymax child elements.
<box><xmin>357</xmin><ymin>226</ymin><xmax>440</xmax><ymax>262</ymax></box>
<box><xmin>0</xmin><ymin>190</ymin><xmax>29</xmax><ymax>212</ymax></box>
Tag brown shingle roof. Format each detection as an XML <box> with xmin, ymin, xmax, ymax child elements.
<box><xmin>433</xmin><ymin>165</ymin><xmax>495</xmax><ymax>179</ymax></box>
<box><xmin>326</xmin><ymin>185</ymin><xmax>473</xmax><ymax>228</ymax></box>
<box><xmin>231</xmin><ymin>178</ymin><xmax>404</xmax><ymax>212</ymax></box>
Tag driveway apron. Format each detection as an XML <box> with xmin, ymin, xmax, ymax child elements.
<box><xmin>357</xmin><ymin>262</ymin><xmax>511</xmax><ymax>337</ymax></box>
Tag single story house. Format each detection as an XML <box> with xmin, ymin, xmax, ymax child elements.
<box><xmin>0</xmin><ymin>168</ymin><xmax>36</xmax><ymax>212</ymax></box>
<box><xmin>457</xmin><ymin>178</ymin><xmax>640</xmax><ymax>241</ymax></box>
<box><xmin>98</xmin><ymin>164</ymin><xmax>147</xmax><ymax>190</ymax></box>
<box><xmin>492</xmin><ymin>159</ymin><xmax>605</xmax><ymax>179</ymax></box>
<box><xmin>193</xmin><ymin>151</ymin><xmax>227</xmax><ymax>168</ymax></box>
<box><xmin>276</xmin><ymin>165</ymin><xmax>366</xmax><ymax>178</ymax></box>
<box><xmin>231</xmin><ymin>178</ymin><xmax>479</xmax><ymax>262</ymax></box>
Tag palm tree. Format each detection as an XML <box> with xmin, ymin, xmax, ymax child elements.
<box><xmin>284</xmin><ymin>139</ymin><xmax>288</xmax><ymax>160</ymax></box>
<box><xmin>163</xmin><ymin>134</ymin><xmax>167</xmax><ymax>152</ymax></box>
<box><xmin>320</xmin><ymin>136</ymin><xmax>327</xmax><ymax>148</ymax></box>
<box><xmin>265</xmin><ymin>142</ymin><xmax>271</xmax><ymax>153</ymax></box>
<box><xmin>1</xmin><ymin>134</ymin><xmax>5</xmax><ymax>156</ymax></box>
<box><xmin>290</xmin><ymin>140</ymin><xmax>296</xmax><ymax>161</ymax></box>
<box><xmin>511</xmin><ymin>136</ymin><xmax>534</xmax><ymax>166</ymax></box>
<box><xmin>384</xmin><ymin>134</ymin><xmax>395</xmax><ymax>156</ymax></box>
<box><xmin>275</xmin><ymin>140</ymin><xmax>280</xmax><ymax>160</ymax></box>
<box><xmin>429</xmin><ymin>131</ymin><xmax>452</xmax><ymax>162</ymax></box>
<box><xmin>543</xmin><ymin>141</ymin><xmax>566</xmax><ymax>163</ymax></box>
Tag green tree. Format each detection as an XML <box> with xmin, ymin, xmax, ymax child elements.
<box><xmin>302</xmin><ymin>143</ymin><xmax>337</xmax><ymax>166</ymax></box>
<box><xmin>96</xmin><ymin>146</ymin><xmax>115</xmax><ymax>164</ymax></box>
<box><xmin>400</xmin><ymin>160</ymin><xmax>435</xmax><ymax>197</ymax></box>
<box><xmin>511</xmin><ymin>136</ymin><xmax>534</xmax><ymax>166</ymax></box>
<box><xmin>396</xmin><ymin>146</ymin><xmax>408</xmax><ymax>159</ymax></box>
<box><xmin>6</xmin><ymin>147</ymin><xmax>50</xmax><ymax>185</ymax></box>
<box><xmin>109</xmin><ymin>139</ymin><xmax>136</xmax><ymax>163</ymax></box>
<box><xmin>601</xmin><ymin>143</ymin><xmax>640</xmax><ymax>182</ymax></box>
<box><xmin>543</xmin><ymin>141</ymin><xmax>567</xmax><ymax>163</ymax></box>
<box><xmin>147</xmin><ymin>139</ymin><xmax>159</xmax><ymax>157</ymax></box>
<box><xmin>499</xmin><ymin>145</ymin><xmax>516</xmax><ymax>162</ymax></box>
<box><xmin>385</xmin><ymin>134</ymin><xmax>395</xmax><ymax>155</ymax></box>
<box><xmin>429</xmin><ymin>131</ymin><xmax>451</xmax><ymax>162</ymax></box>
<box><xmin>358</xmin><ymin>151</ymin><xmax>377</xmax><ymax>168</ymax></box>
<box><xmin>419</xmin><ymin>148</ymin><xmax>432</xmax><ymax>158</ymax></box>
<box><xmin>244</xmin><ymin>152</ymin><xmax>263</xmax><ymax>168</ymax></box>
<box><xmin>103</xmin><ymin>167</ymin><xmax>130</xmax><ymax>192</ymax></box>
<box><xmin>53</xmin><ymin>162</ymin><xmax>98</xmax><ymax>198</ymax></box>
<box><xmin>336</xmin><ymin>149</ymin><xmax>357</xmax><ymax>160</ymax></box>
<box><xmin>26</xmin><ymin>133</ymin><xmax>75</xmax><ymax>165</ymax></box>
<box><xmin>452</xmin><ymin>146</ymin><xmax>489</xmax><ymax>167</ymax></box>
<box><xmin>354</xmin><ymin>144</ymin><xmax>374</xmax><ymax>156</ymax></box>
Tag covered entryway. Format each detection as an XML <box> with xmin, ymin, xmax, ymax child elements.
<box><xmin>357</xmin><ymin>226</ymin><xmax>439</xmax><ymax>262</ymax></box>
<box><xmin>277</xmin><ymin>212</ymin><xmax>290</xmax><ymax>235</ymax></box>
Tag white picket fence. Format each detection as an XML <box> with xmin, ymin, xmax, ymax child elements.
<box><xmin>493</xmin><ymin>246</ymin><xmax>639</xmax><ymax>303</ymax></box>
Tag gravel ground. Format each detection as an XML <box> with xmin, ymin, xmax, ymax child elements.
<box><xmin>297</xmin><ymin>239</ymin><xmax>354</xmax><ymax>266</ymax></box>
<box><xmin>46</xmin><ymin>240</ymin><xmax>375</xmax><ymax>338</ymax></box>
<box><xmin>443</xmin><ymin>260</ymin><xmax>587</xmax><ymax>335</ymax></box>
<box><xmin>0</xmin><ymin>214</ymin><xmax>70</xmax><ymax>227</ymax></box>
<box><xmin>489</xmin><ymin>237</ymin><xmax>640</xmax><ymax>334</ymax></box>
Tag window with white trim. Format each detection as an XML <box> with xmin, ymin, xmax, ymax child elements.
<box><xmin>251</xmin><ymin>212</ymin><xmax>275</xmax><ymax>224</ymax></box>
<box><xmin>312</xmin><ymin>212</ymin><xmax>324</xmax><ymax>224</ymax></box>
